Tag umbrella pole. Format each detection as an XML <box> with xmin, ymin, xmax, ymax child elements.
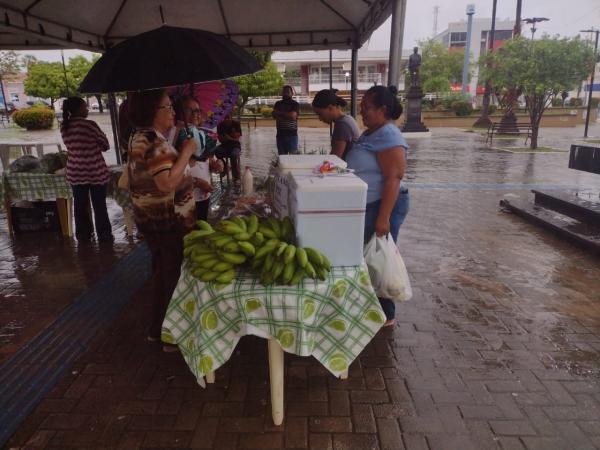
<box><xmin>107</xmin><ymin>93</ymin><xmax>122</xmax><ymax>165</ymax></box>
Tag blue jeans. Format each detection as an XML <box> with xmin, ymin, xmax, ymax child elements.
<box><xmin>363</xmin><ymin>187</ymin><xmax>410</xmax><ymax>320</ymax></box>
<box><xmin>276</xmin><ymin>134</ymin><xmax>299</xmax><ymax>155</ymax></box>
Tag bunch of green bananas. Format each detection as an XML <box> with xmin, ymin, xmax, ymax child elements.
<box><xmin>183</xmin><ymin>215</ymin><xmax>331</xmax><ymax>287</ymax></box>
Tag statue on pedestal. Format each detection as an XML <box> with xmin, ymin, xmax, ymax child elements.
<box><xmin>402</xmin><ymin>47</ymin><xmax>429</xmax><ymax>133</ymax></box>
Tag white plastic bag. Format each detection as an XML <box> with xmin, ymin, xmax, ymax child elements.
<box><xmin>363</xmin><ymin>233</ymin><xmax>412</xmax><ymax>302</ymax></box>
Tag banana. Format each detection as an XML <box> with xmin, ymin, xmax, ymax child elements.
<box><xmin>192</xmin><ymin>252</ymin><xmax>218</xmax><ymax>264</ymax></box>
<box><xmin>258</xmin><ymin>225</ymin><xmax>277</xmax><ymax>239</ymax></box>
<box><xmin>316</xmin><ymin>266</ymin><xmax>328</xmax><ymax>281</ymax></box>
<box><xmin>183</xmin><ymin>246</ymin><xmax>194</xmax><ymax>258</ymax></box>
<box><xmin>192</xmin><ymin>267</ymin><xmax>204</xmax><ymax>279</ymax></box>
<box><xmin>272</xmin><ymin>261</ymin><xmax>285</xmax><ymax>280</ymax></box>
<box><xmin>199</xmin><ymin>258</ymin><xmax>219</xmax><ymax>269</ymax></box>
<box><xmin>295</xmin><ymin>247</ymin><xmax>308</xmax><ymax>268</ymax></box>
<box><xmin>196</xmin><ymin>220</ymin><xmax>213</xmax><ymax>232</ymax></box>
<box><xmin>200</xmin><ymin>271</ymin><xmax>220</xmax><ymax>282</ymax></box>
<box><xmin>214</xmin><ymin>235</ymin><xmax>234</xmax><ymax>248</ymax></box>
<box><xmin>216</xmin><ymin>269</ymin><xmax>236</xmax><ymax>284</ymax></box>
<box><xmin>320</xmin><ymin>254</ymin><xmax>332</xmax><ymax>270</ymax></box>
<box><xmin>223</xmin><ymin>242</ymin><xmax>241</xmax><ymax>253</ymax></box>
<box><xmin>212</xmin><ymin>261</ymin><xmax>234</xmax><ymax>272</ymax></box>
<box><xmin>281</xmin><ymin>216</ymin><xmax>295</xmax><ymax>242</ymax></box>
<box><xmin>304</xmin><ymin>247</ymin><xmax>324</xmax><ymax>267</ymax></box>
<box><xmin>267</xmin><ymin>217</ymin><xmax>282</xmax><ymax>238</ymax></box>
<box><xmin>276</xmin><ymin>242</ymin><xmax>288</xmax><ymax>258</ymax></box>
<box><xmin>231</xmin><ymin>216</ymin><xmax>247</xmax><ymax>231</ymax></box>
<box><xmin>220</xmin><ymin>252</ymin><xmax>247</xmax><ymax>265</ymax></box>
<box><xmin>254</xmin><ymin>239</ymin><xmax>279</xmax><ymax>259</ymax></box>
<box><xmin>185</xmin><ymin>229</ymin><xmax>213</xmax><ymax>240</ymax></box>
<box><xmin>304</xmin><ymin>261</ymin><xmax>317</xmax><ymax>279</ymax></box>
<box><xmin>290</xmin><ymin>267</ymin><xmax>305</xmax><ymax>285</ymax></box>
<box><xmin>207</xmin><ymin>231</ymin><xmax>226</xmax><ymax>241</ymax></box>
<box><xmin>220</xmin><ymin>222</ymin><xmax>245</xmax><ymax>235</ymax></box>
<box><xmin>234</xmin><ymin>232</ymin><xmax>252</xmax><ymax>241</ymax></box>
<box><xmin>283</xmin><ymin>245</ymin><xmax>296</xmax><ymax>264</ymax></box>
<box><xmin>251</xmin><ymin>231</ymin><xmax>264</xmax><ymax>246</ymax></box>
<box><xmin>191</xmin><ymin>244</ymin><xmax>215</xmax><ymax>254</ymax></box>
<box><xmin>264</xmin><ymin>251</ymin><xmax>276</xmax><ymax>272</ymax></box>
<box><xmin>238</xmin><ymin>241</ymin><xmax>256</xmax><ymax>257</ymax></box>
<box><xmin>247</xmin><ymin>215</ymin><xmax>259</xmax><ymax>235</ymax></box>
<box><xmin>251</xmin><ymin>256</ymin><xmax>264</xmax><ymax>270</ymax></box>
<box><xmin>282</xmin><ymin>261</ymin><xmax>295</xmax><ymax>284</ymax></box>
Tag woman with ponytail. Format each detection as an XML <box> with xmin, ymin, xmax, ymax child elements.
<box><xmin>60</xmin><ymin>96</ymin><xmax>113</xmax><ymax>243</ymax></box>
<box><xmin>346</xmin><ymin>85</ymin><xmax>409</xmax><ymax>327</ymax></box>
<box><xmin>312</xmin><ymin>89</ymin><xmax>360</xmax><ymax>160</ymax></box>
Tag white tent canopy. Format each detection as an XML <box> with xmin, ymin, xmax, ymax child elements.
<box><xmin>0</xmin><ymin>0</ymin><xmax>392</xmax><ymax>52</ymax></box>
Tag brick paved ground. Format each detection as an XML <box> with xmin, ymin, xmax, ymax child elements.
<box><xmin>3</xmin><ymin>125</ymin><xmax>600</xmax><ymax>449</ymax></box>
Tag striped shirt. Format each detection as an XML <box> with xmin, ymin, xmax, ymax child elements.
<box><xmin>61</xmin><ymin>118</ymin><xmax>110</xmax><ymax>185</ymax></box>
<box><xmin>274</xmin><ymin>98</ymin><xmax>299</xmax><ymax>136</ymax></box>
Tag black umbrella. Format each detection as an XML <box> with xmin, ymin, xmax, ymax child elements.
<box><xmin>79</xmin><ymin>25</ymin><xmax>262</xmax><ymax>93</ymax></box>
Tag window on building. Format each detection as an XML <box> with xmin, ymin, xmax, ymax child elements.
<box><xmin>450</xmin><ymin>32</ymin><xmax>467</xmax><ymax>44</ymax></box>
<box><xmin>10</xmin><ymin>93</ymin><xmax>19</xmax><ymax>103</ymax></box>
<box><xmin>494</xmin><ymin>30</ymin><xmax>513</xmax><ymax>41</ymax></box>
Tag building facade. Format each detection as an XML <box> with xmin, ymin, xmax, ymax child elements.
<box><xmin>271</xmin><ymin>49</ymin><xmax>411</xmax><ymax>96</ymax></box>
<box><xmin>434</xmin><ymin>18</ymin><xmax>514</xmax><ymax>96</ymax></box>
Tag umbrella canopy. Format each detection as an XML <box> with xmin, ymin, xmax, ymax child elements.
<box><xmin>79</xmin><ymin>25</ymin><xmax>262</xmax><ymax>93</ymax></box>
<box><xmin>170</xmin><ymin>80</ymin><xmax>240</xmax><ymax>129</ymax></box>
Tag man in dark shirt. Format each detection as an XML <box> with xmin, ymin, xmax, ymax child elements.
<box><xmin>272</xmin><ymin>85</ymin><xmax>300</xmax><ymax>155</ymax></box>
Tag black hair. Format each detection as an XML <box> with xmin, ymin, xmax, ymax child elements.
<box><xmin>217</xmin><ymin>118</ymin><xmax>242</xmax><ymax>138</ymax></box>
<box><xmin>312</xmin><ymin>89</ymin><xmax>347</xmax><ymax>109</ymax></box>
<box><xmin>128</xmin><ymin>89</ymin><xmax>168</xmax><ymax>127</ymax></box>
<box><xmin>174</xmin><ymin>95</ymin><xmax>199</xmax><ymax>123</ymax></box>
<box><xmin>363</xmin><ymin>85</ymin><xmax>403</xmax><ymax>120</ymax></box>
<box><xmin>61</xmin><ymin>96</ymin><xmax>86</xmax><ymax>132</ymax></box>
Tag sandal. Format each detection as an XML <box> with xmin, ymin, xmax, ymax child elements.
<box><xmin>383</xmin><ymin>319</ymin><xmax>396</xmax><ymax>327</ymax></box>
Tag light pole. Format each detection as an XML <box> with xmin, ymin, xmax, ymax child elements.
<box><xmin>581</xmin><ymin>28</ymin><xmax>599</xmax><ymax>138</ymax></box>
<box><xmin>473</xmin><ymin>0</ymin><xmax>497</xmax><ymax>128</ymax></box>
<box><xmin>461</xmin><ymin>4</ymin><xmax>475</xmax><ymax>96</ymax></box>
<box><xmin>523</xmin><ymin>17</ymin><xmax>549</xmax><ymax>39</ymax></box>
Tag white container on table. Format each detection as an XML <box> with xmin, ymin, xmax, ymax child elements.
<box><xmin>273</xmin><ymin>155</ymin><xmax>347</xmax><ymax>218</ymax></box>
<box><xmin>289</xmin><ymin>172</ymin><xmax>367</xmax><ymax>267</ymax></box>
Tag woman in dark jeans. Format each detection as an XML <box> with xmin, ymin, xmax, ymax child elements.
<box><xmin>127</xmin><ymin>89</ymin><xmax>197</xmax><ymax>351</ymax></box>
<box><xmin>346</xmin><ymin>85</ymin><xmax>409</xmax><ymax>327</ymax></box>
<box><xmin>60</xmin><ymin>97</ymin><xmax>113</xmax><ymax>243</ymax></box>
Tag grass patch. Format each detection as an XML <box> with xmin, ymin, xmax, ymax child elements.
<box><xmin>582</xmin><ymin>139</ymin><xmax>600</xmax><ymax>144</ymax></box>
<box><xmin>495</xmin><ymin>146</ymin><xmax>566</xmax><ymax>153</ymax></box>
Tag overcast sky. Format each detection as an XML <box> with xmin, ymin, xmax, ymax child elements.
<box><xmin>16</xmin><ymin>0</ymin><xmax>600</xmax><ymax>63</ymax></box>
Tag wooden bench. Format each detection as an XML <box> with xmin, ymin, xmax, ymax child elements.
<box><xmin>486</xmin><ymin>122</ymin><xmax>532</xmax><ymax>145</ymax></box>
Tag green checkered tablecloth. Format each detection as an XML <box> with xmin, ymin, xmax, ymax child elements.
<box><xmin>162</xmin><ymin>261</ymin><xmax>385</xmax><ymax>387</ymax></box>
<box><xmin>1</xmin><ymin>172</ymin><xmax>71</xmax><ymax>204</ymax></box>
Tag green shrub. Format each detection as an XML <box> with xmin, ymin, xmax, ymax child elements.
<box><xmin>12</xmin><ymin>107</ymin><xmax>55</xmax><ymax>130</ymax></box>
<box><xmin>590</xmin><ymin>98</ymin><xmax>600</xmax><ymax>108</ymax></box>
<box><xmin>488</xmin><ymin>104</ymin><xmax>497</xmax><ymax>114</ymax></box>
<box><xmin>260</xmin><ymin>106</ymin><xmax>273</xmax><ymax>118</ymax></box>
<box><xmin>441</xmin><ymin>92</ymin><xmax>470</xmax><ymax>110</ymax></box>
<box><xmin>551</xmin><ymin>97</ymin><xmax>564</xmax><ymax>107</ymax></box>
<box><xmin>569</xmin><ymin>98</ymin><xmax>583</xmax><ymax>107</ymax></box>
<box><xmin>450</xmin><ymin>100</ymin><xmax>473</xmax><ymax>116</ymax></box>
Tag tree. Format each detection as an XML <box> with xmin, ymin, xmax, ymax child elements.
<box><xmin>415</xmin><ymin>39</ymin><xmax>465</xmax><ymax>96</ymax></box>
<box><xmin>21</xmin><ymin>54</ymin><xmax>38</xmax><ymax>70</ymax></box>
<box><xmin>67</xmin><ymin>54</ymin><xmax>106</xmax><ymax>112</ymax></box>
<box><xmin>482</xmin><ymin>36</ymin><xmax>596</xmax><ymax>148</ymax></box>
<box><xmin>235</xmin><ymin>51</ymin><xmax>284</xmax><ymax>114</ymax></box>
<box><xmin>24</xmin><ymin>62</ymin><xmax>74</xmax><ymax>108</ymax></box>
<box><xmin>0</xmin><ymin>51</ymin><xmax>21</xmax><ymax>76</ymax></box>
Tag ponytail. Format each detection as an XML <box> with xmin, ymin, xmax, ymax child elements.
<box><xmin>61</xmin><ymin>97</ymin><xmax>85</xmax><ymax>132</ymax></box>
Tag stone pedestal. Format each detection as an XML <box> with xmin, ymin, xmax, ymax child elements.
<box><xmin>402</xmin><ymin>86</ymin><xmax>429</xmax><ymax>133</ymax></box>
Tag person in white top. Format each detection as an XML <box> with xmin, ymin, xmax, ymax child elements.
<box><xmin>174</xmin><ymin>96</ymin><xmax>223</xmax><ymax>220</ymax></box>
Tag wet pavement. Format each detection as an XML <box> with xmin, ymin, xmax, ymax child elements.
<box><xmin>1</xmin><ymin>122</ymin><xmax>600</xmax><ymax>449</ymax></box>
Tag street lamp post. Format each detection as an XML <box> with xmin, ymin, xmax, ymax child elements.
<box><xmin>581</xmin><ymin>28</ymin><xmax>599</xmax><ymax>138</ymax></box>
<box><xmin>473</xmin><ymin>0</ymin><xmax>497</xmax><ymax>128</ymax></box>
<box><xmin>461</xmin><ymin>4</ymin><xmax>475</xmax><ymax>96</ymax></box>
<box><xmin>523</xmin><ymin>17</ymin><xmax>549</xmax><ymax>40</ymax></box>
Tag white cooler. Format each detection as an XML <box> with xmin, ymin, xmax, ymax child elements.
<box><xmin>274</xmin><ymin>155</ymin><xmax>347</xmax><ymax>219</ymax></box>
<box><xmin>289</xmin><ymin>173</ymin><xmax>367</xmax><ymax>267</ymax></box>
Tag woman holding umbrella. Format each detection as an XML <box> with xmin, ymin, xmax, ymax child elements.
<box><xmin>127</xmin><ymin>89</ymin><xmax>197</xmax><ymax>350</ymax></box>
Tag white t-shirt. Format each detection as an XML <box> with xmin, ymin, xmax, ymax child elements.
<box><xmin>188</xmin><ymin>160</ymin><xmax>211</xmax><ymax>202</ymax></box>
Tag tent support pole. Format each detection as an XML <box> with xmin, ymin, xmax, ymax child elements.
<box><xmin>107</xmin><ymin>93</ymin><xmax>122</xmax><ymax>165</ymax></box>
<box><xmin>350</xmin><ymin>47</ymin><xmax>358</xmax><ymax>118</ymax></box>
<box><xmin>387</xmin><ymin>0</ymin><xmax>407</xmax><ymax>87</ymax></box>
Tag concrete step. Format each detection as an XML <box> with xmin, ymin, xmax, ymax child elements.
<box><xmin>500</xmin><ymin>198</ymin><xmax>600</xmax><ymax>256</ymax></box>
<box><xmin>532</xmin><ymin>190</ymin><xmax>600</xmax><ymax>225</ymax></box>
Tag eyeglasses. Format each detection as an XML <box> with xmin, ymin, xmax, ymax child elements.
<box><xmin>185</xmin><ymin>108</ymin><xmax>202</xmax><ymax>115</ymax></box>
<box><xmin>157</xmin><ymin>104</ymin><xmax>174</xmax><ymax>111</ymax></box>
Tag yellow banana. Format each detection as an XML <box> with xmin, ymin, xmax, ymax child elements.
<box><xmin>212</xmin><ymin>261</ymin><xmax>234</xmax><ymax>272</ymax></box>
<box><xmin>283</xmin><ymin>245</ymin><xmax>296</xmax><ymax>264</ymax></box>
<box><xmin>214</xmin><ymin>236</ymin><xmax>234</xmax><ymax>248</ymax></box>
<box><xmin>220</xmin><ymin>252</ymin><xmax>247</xmax><ymax>265</ymax></box>
<box><xmin>276</xmin><ymin>242</ymin><xmax>288</xmax><ymax>258</ymax></box>
<box><xmin>304</xmin><ymin>247</ymin><xmax>324</xmax><ymax>267</ymax></box>
<box><xmin>216</xmin><ymin>269</ymin><xmax>236</xmax><ymax>284</ymax></box>
<box><xmin>295</xmin><ymin>247</ymin><xmax>308</xmax><ymax>268</ymax></box>
<box><xmin>196</xmin><ymin>220</ymin><xmax>213</xmax><ymax>232</ymax></box>
<box><xmin>258</xmin><ymin>225</ymin><xmax>277</xmax><ymax>239</ymax></box>
<box><xmin>200</xmin><ymin>271</ymin><xmax>220</xmax><ymax>282</ymax></box>
<box><xmin>238</xmin><ymin>241</ymin><xmax>256</xmax><ymax>257</ymax></box>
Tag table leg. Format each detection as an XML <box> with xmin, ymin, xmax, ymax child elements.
<box><xmin>56</xmin><ymin>198</ymin><xmax>73</xmax><ymax>237</ymax></box>
<box><xmin>123</xmin><ymin>208</ymin><xmax>135</xmax><ymax>237</ymax></box>
<box><xmin>4</xmin><ymin>198</ymin><xmax>14</xmax><ymax>235</ymax></box>
<box><xmin>268</xmin><ymin>338</ymin><xmax>284</xmax><ymax>426</ymax></box>
<box><xmin>205</xmin><ymin>371</ymin><xmax>215</xmax><ymax>384</ymax></box>
<box><xmin>340</xmin><ymin>369</ymin><xmax>349</xmax><ymax>380</ymax></box>
<box><xmin>0</xmin><ymin>145</ymin><xmax>9</xmax><ymax>171</ymax></box>
<box><xmin>35</xmin><ymin>144</ymin><xmax>44</xmax><ymax>158</ymax></box>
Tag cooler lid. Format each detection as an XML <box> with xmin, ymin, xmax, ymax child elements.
<box><xmin>290</xmin><ymin>173</ymin><xmax>367</xmax><ymax>192</ymax></box>
<box><xmin>278</xmin><ymin>155</ymin><xmax>347</xmax><ymax>172</ymax></box>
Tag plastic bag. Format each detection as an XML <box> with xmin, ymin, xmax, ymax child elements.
<box><xmin>363</xmin><ymin>233</ymin><xmax>412</xmax><ymax>302</ymax></box>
